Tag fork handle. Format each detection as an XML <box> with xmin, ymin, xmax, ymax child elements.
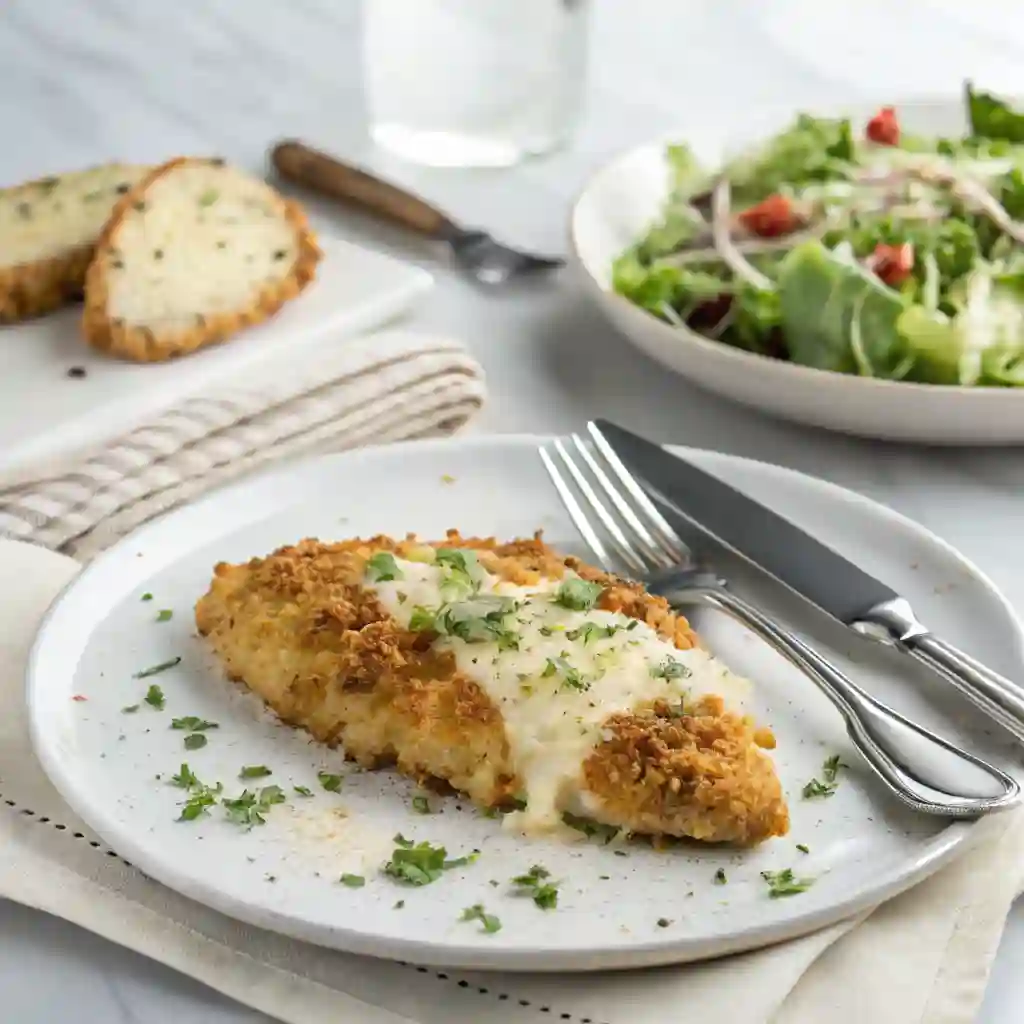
<box><xmin>675</xmin><ymin>583</ymin><xmax>1018</xmax><ymax>817</ymax></box>
<box><xmin>270</xmin><ymin>140</ymin><xmax>455</xmax><ymax>239</ymax></box>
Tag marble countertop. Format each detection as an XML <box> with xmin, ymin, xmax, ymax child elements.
<box><xmin>4</xmin><ymin>0</ymin><xmax>1024</xmax><ymax>1019</ymax></box>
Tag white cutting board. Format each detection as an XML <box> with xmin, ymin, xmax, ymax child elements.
<box><xmin>0</xmin><ymin>234</ymin><xmax>433</xmax><ymax>480</ymax></box>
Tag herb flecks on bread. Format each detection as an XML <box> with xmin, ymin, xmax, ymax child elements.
<box><xmin>0</xmin><ymin>163</ymin><xmax>149</xmax><ymax>322</ymax></box>
<box><xmin>82</xmin><ymin>157</ymin><xmax>321</xmax><ymax>362</ymax></box>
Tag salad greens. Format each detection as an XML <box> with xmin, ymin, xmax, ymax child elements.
<box><xmin>613</xmin><ymin>82</ymin><xmax>1024</xmax><ymax>386</ymax></box>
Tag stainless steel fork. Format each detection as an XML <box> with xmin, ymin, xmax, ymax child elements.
<box><xmin>540</xmin><ymin>432</ymin><xmax>1020</xmax><ymax>818</ymax></box>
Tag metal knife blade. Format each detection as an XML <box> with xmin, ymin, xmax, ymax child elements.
<box><xmin>592</xmin><ymin>419</ymin><xmax>1024</xmax><ymax>744</ymax></box>
<box><xmin>592</xmin><ymin>419</ymin><xmax>899</xmax><ymax>625</ymax></box>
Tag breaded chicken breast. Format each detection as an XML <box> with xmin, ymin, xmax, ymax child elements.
<box><xmin>195</xmin><ymin>532</ymin><xmax>789</xmax><ymax>845</ymax></box>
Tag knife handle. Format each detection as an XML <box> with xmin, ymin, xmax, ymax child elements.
<box><xmin>269</xmin><ymin>140</ymin><xmax>455</xmax><ymax>239</ymax></box>
<box><xmin>854</xmin><ymin>598</ymin><xmax>1024</xmax><ymax>744</ymax></box>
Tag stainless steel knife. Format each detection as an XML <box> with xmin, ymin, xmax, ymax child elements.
<box><xmin>593</xmin><ymin>418</ymin><xmax>1024</xmax><ymax>743</ymax></box>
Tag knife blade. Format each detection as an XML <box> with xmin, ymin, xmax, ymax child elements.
<box><xmin>592</xmin><ymin>418</ymin><xmax>1024</xmax><ymax>742</ymax></box>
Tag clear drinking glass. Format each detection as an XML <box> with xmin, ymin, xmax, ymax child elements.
<box><xmin>362</xmin><ymin>0</ymin><xmax>590</xmax><ymax>168</ymax></box>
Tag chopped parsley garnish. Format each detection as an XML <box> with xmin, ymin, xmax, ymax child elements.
<box><xmin>318</xmin><ymin>771</ymin><xmax>343</xmax><ymax>792</ymax></box>
<box><xmin>796</xmin><ymin>843</ymin><xmax>810</xmax><ymax>854</ymax></box>
<box><xmin>198</xmin><ymin>188</ymin><xmax>219</xmax><ymax>207</ymax></box>
<box><xmin>657</xmin><ymin>917</ymin><xmax>672</xmax><ymax>928</ymax></box>
<box><xmin>365</xmin><ymin>552</ymin><xmax>403</xmax><ymax>583</ymax></box>
<box><xmin>339</xmin><ymin>873</ymin><xmax>366</xmax><ymax>888</ymax></box>
<box><xmin>121</xmin><ymin>704</ymin><xmax>140</xmax><ymax>714</ymax></box>
<box><xmin>460</xmin><ymin>903</ymin><xmax>501</xmax><ymax>934</ymax></box>
<box><xmin>713</xmin><ymin>868</ymin><xmax>727</xmax><ymax>885</ymax></box>
<box><xmin>408</xmin><ymin>606</ymin><xmax>438</xmax><ymax>632</ymax></box>
<box><xmin>183</xmin><ymin>733</ymin><xmax>207</xmax><ymax>751</ymax></box>
<box><xmin>141</xmin><ymin>592</ymin><xmax>153</xmax><ymax>601</ymax></box>
<box><xmin>382</xmin><ymin>838</ymin><xmax>478</xmax><ymax>886</ymax></box>
<box><xmin>134</xmin><ymin>657</ymin><xmax>181</xmax><ymax>679</ymax></box>
<box><xmin>562</xmin><ymin>813</ymin><xmax>620</xmax><ymax>844</ymax></box>
<box><xmin>435</xmin><ymin>548</ymin><xmax>480</xmax><ymax>599</ymax></box>
<box><xmin>156</xmin><ymin>609</ymin><xmax>173</xmax><ymax>622</ymax></box>
<box><xmin>761</xmin><ymin>868</ymin><xmax>814</xmax><ymax>898</ymax></box>
<box><xmin>394</xmin><ymin>899</ymin><xmax>405</xmax><ymax>909</ymax></box>
<box><xmin>566</xmin><ymin>621</ymin><xmax>618</xmax><ymax>645</ymax></box>
<box><xmin>170</xmin><ymin>763</ymin><xmax>202</xmax><ymax>789</ymax></box>
<box><xmin>542</xmin><ymin>655</ymin><xmax>588</xmax><ymax>692</ymax></box>
<box><xmin>293</xmin><ymin>785</ymin><xmax>313</xmax><ymax>797</ymax></box>
<box><xmin>239</xmin><ymin>765</ymin><xmax>272</xmax><ymax>779</ymax></box>
<box><xmin>802</xmin><ymin>754</ymin><xmax>848</xmax><ymax>799</ymax></box>
<box><xmin>434</xmin><ymin>595</ymin><xmax>519</xmax><ymax>647</ymax></box>
<box><xmin>178</xmin><ymin>790</ymin><xmax>218</xmax><ymax>821</ymax></box>
<box><xmin>650</xmin><ymin>657</ymin><xmax>692</xmax><ymax>680</ymax></box>
<box><xmin>554</xmin><ymin>578</ymin><xmax>603</xmax><ymax>612</ymax></box>
<box><xmin>412</xmin><ymin>795</ymin><xmax>433</xmax><ymax>814</ymax></box>
<box><xmin>222</xmin><ymin>785</ymin><xmax>286</xmax><ymax>827</ymax></box>
<box><xmin>143</xmin><ymin>684</ymin><xmax>165</xmax><ymax>709</ymax></box>
<box><xmin>511</xmin><ymin>864</ymin><xmax>559</xmax><ymax>909</ymax></box>
<box><xmin>171</xmin><ymin>716</ymin><xmax>218</xmax><ymax>732</ymax></box>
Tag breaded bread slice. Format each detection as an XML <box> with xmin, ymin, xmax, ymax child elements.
<box><xmin>0</xmin><ymin>163</ymin><xmax>149</xmax><ymax>322</ymax></box>
<box><xmin>83</xmin><ymin>157</ymin><xmax>321</xmax><ymax>362</ymax></box>
<box><xmin>195</xmin><ymin>533</ymin><xmax>789</xmax><ymax>846</ymax></box>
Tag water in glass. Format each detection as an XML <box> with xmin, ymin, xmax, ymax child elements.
<box><xmin>362</xmin><ymin>0</ymin><xmax>589</xmax><ymax>168</ymax></box>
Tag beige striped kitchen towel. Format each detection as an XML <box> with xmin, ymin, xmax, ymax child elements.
<box><xmin>0</xmin><ymin>328</ymin><xmax>486</xmax><ymax>560</ymax></box>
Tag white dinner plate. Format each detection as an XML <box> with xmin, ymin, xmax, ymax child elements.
<box><xmin>25</xmin><ymin>436</ymin><xmax>1024</xmax><ymax>971</ymax></box>
<box><xmin>570</xmin><ymin>97</ymin><xmax>1024</xmax><ymax>445</ymax></box>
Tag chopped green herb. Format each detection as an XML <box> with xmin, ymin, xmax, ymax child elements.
<box><xmin>156</xmin><ymin>609</ymin><xmax>173</xmax><ymax>622</ymax></box>
<box><xmin>134</xmin><ymin>657</ymin><xmax>181</xmax><ymax>679</ymax></box>
<box><xmin>460</xmin><ymin>903</ymin><xmax>501</xmax><ymax>934</ymax></box>
<box><xmin>239</xmin><ymin>765</ymin><xmax>272</xmax><ymax>779</ymax></box>
<box><xmin>543</xmin><ymin>656</ymin><xmax>589</xmax><ymax>692</ymax></box>
<box><xmin>412</xmin><ymin>795</ymin><xmax>433</xmax><ymax>814</ymax></box>
<box><xmin>393</xmin><ymin>899</ymin><xmax>405</xmax><ymax>909</ymax></box>
<box><xmin>434</xmin><ymin>595</ymin><xmax>519</xmax><ymax>647</ymax></box>
<box><xmin>318</xmin><ymin>772</ymin><xmax>343</xmax><ymax>792</ymax></box>
<box><xmin>184</xmin><ymin>733</ymin><xmax>207</xmax><ymax>751</ymax></box>
<box><xmin>382</xmin><ymin>838</ymin><xmax>478</xmax><ymax>886</ymax></box>
<box><xmin>554</xmin><ymin>578</ymin><xmax>603</xmax><ymax>612</ymax></box>
<box><xmin>198</xmin><ymin>188</ymin><xmax>219</xmax><ymax>207</ymax></box>
<box><xmin>293</xmin><ymin>785</ymin><xmax>313</xmax><ymax>797</ymax></box>
<box><xmin>713</xmin><ymin>868</ymin><xmax>727</xmax><ymax>885</ymax></box>
<box><xmin>222</xmin><ymin>785</ymin><xmax>286</xmax><ymax>828</ymax></box>
<box><xmin>613</xmin><ymin>850</ymin><xmax>629</xmax><ymax>858</ymax></box>
<box><xmin>121</xmin><ymin>704</ymin><xmax>140</xmax><ymax>714</ymax></box>
<box><xmin>650</xmin><ymin>657</ymin><xmax>692</xmax><ymax>680</ymax></box>
<box><xmin>178</xmin><ymin>791</ymin><xmax>217</xmax><ymax>821</ymax></box>
<box><xmin>796</xmin><ymin>843</ymin><xmax>810</xmax><ymax>854</ymax></box>
<box><xmin>170</xmin><ymin>763</ymin><xmax>201</xmax><ymax>789</ymax></box>
<box><xmin>512</xmin><ymin>864</ymin><xmax>559</xmax><ymax>909</ymax></box>
<box><xmin>657</xmin><ymin>917</ymin><xmax>672</xmax><ymax>928</ymax></box>
<box><xmin>802</xmin><ymin>754</ymin><xmax>848</xmax><ymax>799</ymax></box>
<box><xmin>562</xmin><ymin>813</ymin><xmax>619</xmax><ymax>845</ymax></box>
<box><xmin>141</xmin><ymin>592</ymin><xmax>153</xmax><ymax>602</ymax></box>
<box><xmin>171</xmin><ymin>716</ymin><xmax>218</xmax><ymax>732</ymax></box>
<box><xmin>143</xmin><ymin>684</ymin><xmax>165</xmax><ymax>709</ymax></box>
<box><xmin>762</xmin><ymin>868</ymin><xmax>814</xmax><ymax>898</ymax></box>
<box><xmin>434</xmin><ymin>548</ymin><xmax>480</xmax><ymax>599</ymax></box>
<box><xmin>365</xmin><ymin>552</ymin><xmax>403</xmax><ymax>583</ymax></box>
<box><xmin>408</xmin><ymin>606</ymin><xmax>438</xmax><ymax>632</ymax></box>
<box><xmin>339</xmin><ymin>873</ymin><xmax>366</xmax><ymax>888</ymax></box>
<box><xmin>566</xmin><ymin>621</ymin><xmax>619</xmax><ymax>644</ymax></box>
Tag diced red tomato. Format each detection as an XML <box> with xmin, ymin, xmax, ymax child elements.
<box><xmin>737</xmin><ymin>193</ymin><xmax>799</xmax><ymax>238</ymax></box>
<box><xmin>866</xmin><ymin>106</ymin><xmax>900</xmax><ymax>146</ymax></box>
<box><xmin>867</xmin><ymin>242</ymin><xmax>914</xmax><ymax>287</ymax></box>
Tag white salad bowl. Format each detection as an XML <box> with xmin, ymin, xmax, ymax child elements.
<box><xmin>570</xmin><ymin>98</ymin><xmax>1024</xmax><ymax>445</ymax></box>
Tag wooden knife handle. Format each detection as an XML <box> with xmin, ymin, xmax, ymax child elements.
<box><xmin>270</xmin><ymin>140</ymin><xmax>453</xmax><ymax>239</ymax></box>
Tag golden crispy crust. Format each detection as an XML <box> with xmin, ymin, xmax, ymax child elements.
<box><xmin>81</xmin><ymin>157</ymin><xmax>322</xmax><ymax>362</ymax></box>
<box><xmin>0</xmin><ymin>244</ymin><xmax>93</xmax><ymax>323</ymax></box>
<box><xmin>195</xmin><ymin>531</ymin><xmax>789</xmax><ymax>845</ymax></box>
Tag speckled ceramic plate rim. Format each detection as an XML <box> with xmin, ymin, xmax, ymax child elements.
<box><xmin>24</xmin><ymin>436</ymin><xmax>1021</xmax><ymax>971</ymax></box>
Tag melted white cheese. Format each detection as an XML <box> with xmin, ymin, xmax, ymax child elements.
<box><xmin>368</xmin><ymin>552</ymin><xmax>749</xmax><ymax>833</ymax></box>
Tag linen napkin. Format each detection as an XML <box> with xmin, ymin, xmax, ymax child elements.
<box><xmin>2</xmin><ymin>538</ymin><xmax>1023</xmax><ymax>1024</ymax></box>
<box><xmin>0</xmin><ymin>328</ymin><xmax>486</xmax><ymax>561</ymax></box>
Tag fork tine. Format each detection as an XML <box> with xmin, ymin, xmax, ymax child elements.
<box><xmin>569</xmin><ymin>434</ymin><xmax>673</xmax><ymax>571</ymax></box>
<box><xmin>551</xmin><ymin>440</ymin><xmax>649</xmax><ymax>576</ymax></box>
<box><xmin>586</xmin><ymin>422</ymin><xmax>691</xmax><ymax>564</ymax></box>
<box><xmin>539</xmin><ymin>447</ymin><xmax>611</xmax><ymax>567</ymax></box>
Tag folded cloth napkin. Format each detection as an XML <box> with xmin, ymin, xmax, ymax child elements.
<box><xmin>0</xmin><ymin>328</ymin><xmax>486</xmax><ymax>561</ymax></box>
<box><xmin>2</xmin><ymin>539</ymin><xmax>1023</xmax><ymax>1024</ymax></box>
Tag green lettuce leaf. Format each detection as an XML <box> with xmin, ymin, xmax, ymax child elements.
<box><xmin>966</xmin><ymin>82</ymin><xmax>1024</xmax><ymax>143</ymax></box>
